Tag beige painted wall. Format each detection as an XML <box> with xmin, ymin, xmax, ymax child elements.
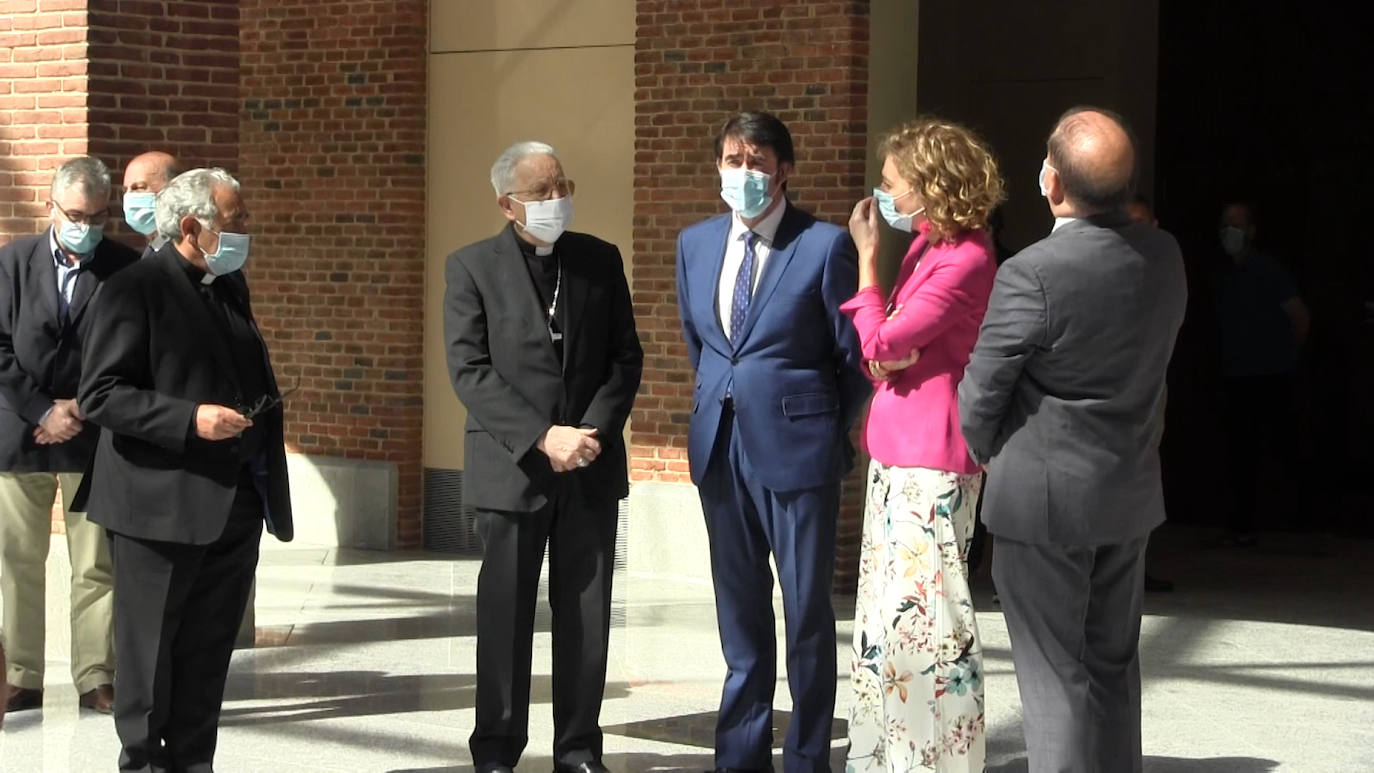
<box><xmin>424</xmin><ymin>1</ymin><xmax>635</xmax><ymax>470</ymax></box>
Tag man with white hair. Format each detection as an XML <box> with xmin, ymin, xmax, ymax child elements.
<box><xmin>0</xmin><ymin>155</ymin><xmax>136</xmax><ymax>716</ymax></box>
<box><xmin>76</xmin><ymin>167</ymin><xmax>295</xmax><ymax>772</ymax></box>
<box><xmin>444</xmin><ymin>141</ymin><xmax>642</xmax><ymax>773</ymax></box>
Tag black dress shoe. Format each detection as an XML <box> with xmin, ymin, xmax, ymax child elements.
<box><xmin>5</xmin><ymin>686</ymin><xmax>41</xmax><ymax>712</ymax></box>
<box><xmin>554</xmin><ymin>763</ymin><xmax>609</xmax><ymax>773</ymax></box>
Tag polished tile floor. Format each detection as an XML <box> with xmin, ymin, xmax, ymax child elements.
<box><xmin>2</xmin><ymin>525</ymin><xmax>1372</xmax><ymax>772</ymax></box>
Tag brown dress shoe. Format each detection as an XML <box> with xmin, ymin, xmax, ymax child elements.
<box><xmin>5</xmin><ymin>686</ymin><xmax>42</xmax><ymax>712</ymax></box>
<box><xmin>78</xmin><ymin>683</ymin><xmax>115</xmax><ymax>714</ymax></box>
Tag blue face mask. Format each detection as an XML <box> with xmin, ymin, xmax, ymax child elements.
<box><xmin>873</xmin><ymin>187</ymin><xmax>923</xmax><ymax>233</ymax></box>
<box><xmin>203</xmin><ymin>228</ymin><xmax>251</xmax><ymax>276</ymax></box>
<box><xmin>122</xmin><ymin>191</ymin><xmax>158</xmax><ymax>236</ymax></box>
<box><xmin>58</xmin><ymin>220</ymin><xmax>103</xmax><ymax>255</ymax></box>
<box><xmin>719</xmin><ymin>167</ymin><xmax>773</xmax><ymax>219</ymax></box>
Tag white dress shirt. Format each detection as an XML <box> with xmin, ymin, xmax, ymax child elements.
<box><xmin>1052</xmin><ymin>216</ymin><xmax>1078</xmax><ymax>232</ymax></box>
<box><xmin>717</xmin><ymin>201</ymin><xmax>786</xmax><ymax>339</ymax></box>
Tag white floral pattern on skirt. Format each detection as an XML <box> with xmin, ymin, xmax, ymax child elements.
<box><xmin>847</xmin><ymin>461</ymin><xmax>985</xmax><ymax>773</ymax></box>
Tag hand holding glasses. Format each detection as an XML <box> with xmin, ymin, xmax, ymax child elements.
<box><xmin>240</xmin><ymin>377</ymin><xmax>300</xmax><ymax>419</ymax></box>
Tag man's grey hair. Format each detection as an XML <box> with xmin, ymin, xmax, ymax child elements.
<box><xmin>489</xmin><ymin>141</ymin><xmax>557</xmax><ymax>195</ymax></box>
<box><xmin>154</xmin><ymin>168</ymin><xmax>240</xmax><ymax>241</ymax></box>
<box><xmin>50</xmin><ymin>156</ymin><xmax>112</xmax><ymax>201</ymax></box>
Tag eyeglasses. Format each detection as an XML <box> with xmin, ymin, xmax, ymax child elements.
<box><xmin>508</xmin><ymin>178</ymin><xmax>576</xmax><ymax>201</ymax></box>
<box><xmin>241</xmin><ymin>378</ymin><xmax>300</xmax><ymax>419</ymax></box>
<box><xmin>52</xmin><ymin>200</ymin><xmax>112</xmax><ymax>226</ymax></box>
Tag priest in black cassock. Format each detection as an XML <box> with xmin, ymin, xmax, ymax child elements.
<box><xmin>443</xmin><ymin>141</ymin><xmax>642</xmax><ymax>773</ymax></box>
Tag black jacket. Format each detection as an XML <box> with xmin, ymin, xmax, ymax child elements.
<box><xmin>75</xmin><ymin>244</ymin><xmax>294</xmax><ymax>545</ymax></box>
<box><xmin>443</xmin><ymin>227</ymin><xmax>643</xmax><ymax>512</ymax></box>
<box><xmin>0</xmin><ymin>230</ymin><xmax>138</xmax><ymax>472</ymax></box>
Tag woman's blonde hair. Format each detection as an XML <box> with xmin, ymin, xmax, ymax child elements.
<box><xmin>878</xmin><ymin>118</ymin><xmax>1006</xmax><ymax>243</ymax></box>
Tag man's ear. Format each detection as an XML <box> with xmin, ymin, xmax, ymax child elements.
<box><xmin>497</xmin><ymin>194</ymin><xmax>518</xmax><ymax>223</ymax></box>
<box><xmin>1047</xmin><ymin>168</ymin><xmax>1067</xmax><ymax>207</ymax></box>
<box><xmin>775</xmin><ymin>162</ymin><xmax>793</xmax><ymax>188</ymax></box>
<box><xmin>179</xmin><ymin>215</ymin><xmax>202</xmax><ymax>242</ymax></box>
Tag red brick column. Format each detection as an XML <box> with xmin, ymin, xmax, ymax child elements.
<box><xmin>632</xmin><ymin>1</ymin><xmax>871</xmax><ymax>590</ymax></box>
<box><xmin>239</xmin><ymin>0</ymin><xmax>428</xmax><ymax>547</ymax></box>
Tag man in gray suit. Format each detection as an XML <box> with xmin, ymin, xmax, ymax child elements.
<box><xmin>959</xmin><ymin>107</ymin><xmax>1186</xmax><ymax>773</ymax></box>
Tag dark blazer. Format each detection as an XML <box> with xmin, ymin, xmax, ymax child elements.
<box><xmin>75</xmin><ymin>244</ymin><xmax>294</xmax><ymax>545</ymax></box>
<box><xmin>0</xmin><ymin>230</ymin><xmax>139</xmax><ymax>472</ymax></box>
<box><xmin>443</xmin><ymin>226</ymin><xmax>643</xmax><ymax>513</ymax></box>
<box><xmin>958</xmin><ymin>212</ymin><xmax>1187</xmax><ymax>545</ymax></box>
<box><xmin>676</xmin><ymin>203</ymin><xmax>871</xmax><ymax>492</ymax></box>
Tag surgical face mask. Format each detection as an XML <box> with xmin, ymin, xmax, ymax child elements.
<box><xmin>202</xmin><ymin>227</ymin><xmax>251</xmax><ymax>276</ymax></box>
<box><xmin>1038</xmin><ymin>159</ymin><xmax>1056</xmax><ymax>197</ymax></box>
<box><xmin>873</xmin><ymin>187</ymin><xmax>924</xmax><ymax>233</ymax></box>
<box><xmin>511</xmin><ymin>194</ymin><xmax>573</xmax><ymax>244</ymax></box>
<box><xmin>58</xmin><ymin>220</ymin><xmax>103</xmax><ymax>255</ymax></box>
<box><xmin>1220</xmin><ymin>226</ymin><xmax>1246</xmax><ymax>257</ymax></box>
<box><xmin>719</xmin><ymin>167</ymin><xmax>773</xmax><ymax>219</ymax></box>
<box><xmin>122</xmin><ymin>191</ymin><xmax>158</xmax><ymax>236</ymax></box>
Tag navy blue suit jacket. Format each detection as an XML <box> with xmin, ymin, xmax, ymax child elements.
<box><xmin>677</xmin><ymin>203</ymin><xmax>870</xmax><ymax>492</ymax></box>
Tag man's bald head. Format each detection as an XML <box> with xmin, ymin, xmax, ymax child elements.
<box><xmin>1046</xmin><ymin>107</ymin><xmax>1136</xmax><ymax>214</ymax></box>
<box><xmin>123</xmin><ymin>151</ymin><xmax>180</xmax><ymax>194</ymax></box>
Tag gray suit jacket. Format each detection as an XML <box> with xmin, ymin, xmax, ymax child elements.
<box><xmin>958</xmin><ymin>212</ymin><xmax>1187</xmax><ymax>546</ymax></box>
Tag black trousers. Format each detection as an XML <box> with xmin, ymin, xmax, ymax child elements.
<box><xmin>109</xmin><ymin>487</ymin><xmax>264</xmax><ymax>773</ymax></box>
<box><xmin>468</xmin><ymin>485</ymin><xmax>618</xmax><ymax>772</ymax></box>
<box><xmin>1221</xmin><ymin>373</ymin><xmax>1297</xmax><ymax>534</ymax></box>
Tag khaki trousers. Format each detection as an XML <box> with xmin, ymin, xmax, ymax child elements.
<box><xmin>0</xmin><ymin>471</ymin><xmax>115</xmax><ymax>692</ymax></box>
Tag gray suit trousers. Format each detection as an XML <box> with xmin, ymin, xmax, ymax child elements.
<box><xmin>993</xmin><ymin>534</ymin><xmax>1148</xmax><ymax>773</ymax></box>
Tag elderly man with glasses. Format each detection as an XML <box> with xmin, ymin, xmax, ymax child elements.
<box><xmin>76</xmin><ymin>167</ymin><xmax>295</xmax><ymax>772</ymax></box>
<box><xmin>0</xmin><ymin>155</ymin><xmax>139</xmax><ymax>716</ymax></box>
<box><xmin>444</xmin><ymin>141</ymin><xmax>642</xmax><ymax>773</ymax></box>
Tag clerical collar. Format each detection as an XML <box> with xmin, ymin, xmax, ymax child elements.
<box><xmin>176</xmin><ymin>252</ymin><xmax>217</xmax><ymax>285</ymax></box>
<box><xmin>512</xmin><ymin>224</ymin><xmax>555</xmax><ymax>258</ymax></box>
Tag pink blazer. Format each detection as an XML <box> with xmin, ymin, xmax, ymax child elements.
<box><xmin>839</xmin><ymin>229</ymin><xmax>997</xmax><ymax>473</ymax></box>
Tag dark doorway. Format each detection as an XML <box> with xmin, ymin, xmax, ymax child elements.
<box><xmin>1153</xmin><ymin>1</ymin><xmax>1374</xmax><ymax>535</ymax></box>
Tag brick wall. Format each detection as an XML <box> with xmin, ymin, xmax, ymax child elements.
<box><xmin>239</xmin><ymin>0</ymin><xmax>428</xmax><ymax>547</ymax></box>
<box><xmin>86</xmin><ymin>0</ymin><xmax>240</xmax><ymax>240</ymax></box>
<box><xmin>0</xmin><ymin>0</ymin><xmax>89</xmax><ymax>243</ymax></box>
<box><xmin>632</xmin><ymin>1</ymin><xmax>871</xmax><ymax>589</ymax></box>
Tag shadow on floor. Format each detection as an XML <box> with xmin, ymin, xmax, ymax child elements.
<box><xmin>990</xmin><ymin>756</ymin><xmax>1279</xmax><ymax>772</ymax></box>
<box><xmin>221</xmin><ymin>670</ymin><xmax>632</xmax><ymax>726</ymax></box>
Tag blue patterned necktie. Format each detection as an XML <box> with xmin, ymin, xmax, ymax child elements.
<box><xmin>729</xmin><ymin>231</ymin><xmax>757</xmax><ymax>343</ymax></box>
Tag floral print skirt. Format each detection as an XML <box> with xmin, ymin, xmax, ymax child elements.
<box><xmin>847</xmin><ymin>461</ymin><xmax>985</xmax><ymax>772</ymax></box>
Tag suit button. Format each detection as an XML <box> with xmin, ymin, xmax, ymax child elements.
<box><xmin>731</xmin><ymin>357</ymin><xmax>739</xmax><ymax>365</ymax></box>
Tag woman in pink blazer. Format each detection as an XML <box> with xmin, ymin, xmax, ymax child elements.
<box><xmin>840</xmin><ymin>118</ymin><xmax>1004</xmax><ymax>773</ymax></box>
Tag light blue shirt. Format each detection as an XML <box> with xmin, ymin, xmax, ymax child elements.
<box><xmin>48</xmin><ymin>228</ymin><xmax>88</xmax><ymax>318</ymax></box>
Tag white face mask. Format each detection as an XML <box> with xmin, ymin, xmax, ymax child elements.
<box><xmin>512</xmin><ymin>195</ymin><xmax>573</xmax><ymax>244</ymax></box>
<box><xmin>1220</xmin><ymin>226</ymin><xmax>1246</xmax><ymax>257</ymax></box>
<box><xmin>1038</xmin><ymin>159</ymin><xmax>1056</xmax><ymax>198</ymax></box>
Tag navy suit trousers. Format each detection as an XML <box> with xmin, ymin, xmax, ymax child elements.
<box><xmin>698</xmin><ymin>404</ymin><xmax>838</xmax><ymax>772</ymax></box>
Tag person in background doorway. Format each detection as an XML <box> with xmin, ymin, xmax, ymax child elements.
<box><xmin>1211</xmin><ymin>201</ymin><xmax>1310</xmax><ymax>547</ymax></box>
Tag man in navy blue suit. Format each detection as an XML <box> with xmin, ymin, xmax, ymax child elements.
<box><xmin>676</xmin><ymin>112</ymin><xmax>870</xmax><ymax>773</ymax></box>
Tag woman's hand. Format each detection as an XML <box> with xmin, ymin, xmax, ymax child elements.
<box><xmin>866</xmin><ymin>348</ymin><xmax>921</xmax><ymax>380</ymax></box>
<box><xmin>849</xmin><ymin>197</ymin><xmax>881</xmax><ymax>265</ymax></box>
